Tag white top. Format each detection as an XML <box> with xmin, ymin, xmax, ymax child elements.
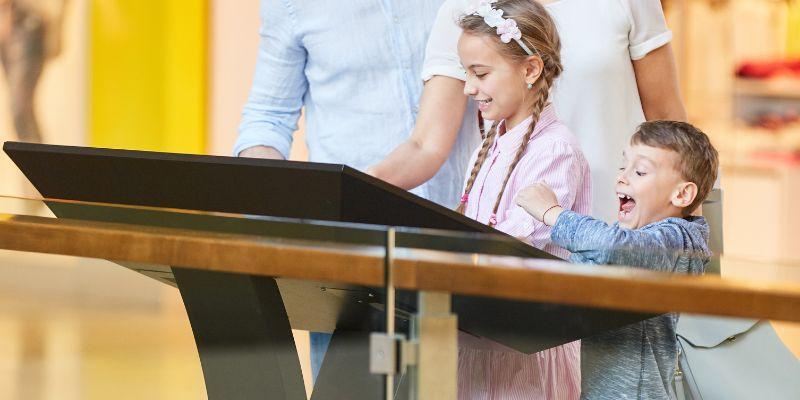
<box><xmin>422</xmin><ymin>0</ymin><xmax>672</xmax><ymax>222</ymax></box>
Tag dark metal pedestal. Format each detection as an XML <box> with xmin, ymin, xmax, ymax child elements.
<box><xmin>173</xmin><ymin>268</ymin><xmax>650</xmax><ymax>399</ymax></box>
<box><xmin>173</xmin><ymin>268</ymin><xmax>307</xmax><ymax>400</ymax></box>
<box><xmin>174</xmin><ymin>268</ymin><xmax>408</xmax><ymax>400</ymax></box>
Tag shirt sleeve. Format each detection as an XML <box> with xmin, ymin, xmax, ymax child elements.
<box><xmin>621</xmin><ymin>0</ymin><xmax>673</xmax><ymax>61</ymax></box>
<box><xmin>551</xmin><ymin>211</ymin><xmax>692</xmax><ymax>272</ymax></box>
<box><xmin>421</xmin><ymin>0</ymin><xmax>469</xmax><ymax>82</ymax></box>
<box><xmin>495</xmin><ymin>140</ymin><xmax>586</xmax><ymax>251</ymax></box>
<box><xmin>234</xmin><ymin>0</ymin><xmax>308</xmax><ymax>158</ymax></box>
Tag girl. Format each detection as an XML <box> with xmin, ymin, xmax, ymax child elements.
<box><xmin>454</xmin><ymin>1</ymin><xmax>590</xmax><ymax>398</ymax></box>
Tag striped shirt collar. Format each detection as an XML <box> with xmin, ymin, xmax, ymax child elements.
<box><xmin>494</xmin><ymin>104</ymin><xmax>558</xmax><ymax>152</ymax></box>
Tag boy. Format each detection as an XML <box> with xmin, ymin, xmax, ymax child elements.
<box><xmin>515</xmin><ymin>120</ymin><xmax>719</xmax><ymax>400</ymax></box>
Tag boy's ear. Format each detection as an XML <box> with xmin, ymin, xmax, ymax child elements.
<box><xmin>524</xmin><ymin>55</ymin><xmax>544</xmax><ymax>86</ymax></box>
<box><xmin>671</xmin><ymin>181</ymin><xmax>698</xmax><ymax>210</ymax></box>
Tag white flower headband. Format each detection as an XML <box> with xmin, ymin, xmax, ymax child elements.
<box><xmin>467</xmin><ymin>0</ymin><xmax>535</xmax><ymax>56</ymax></box>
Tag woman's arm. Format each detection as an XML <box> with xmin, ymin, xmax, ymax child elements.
<box><xmin>366</xmin><ymin>75</ymin><xmax>468</xmax><ymax>189</ymax></box>
<box><xmin>632</xmin><ymin>43</ymin><xmax>687</xmax><ymax>122</ymax></box>
<box><xmin>625</xmin><ymin>0</ymin><xmax>687</xmax><ymax>122</ymax></box>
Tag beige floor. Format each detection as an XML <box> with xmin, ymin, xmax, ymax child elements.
<box><xmin>0</xmin><ymin>250</ymin><xmax>312</xmax><ymax>400</ymax></box>
<box><xmin>0</xmin><ymin>251</ymin><xmax>204</xmax><ymax>400</ymax></box>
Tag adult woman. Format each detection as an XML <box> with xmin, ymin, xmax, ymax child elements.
<box><xmin>369</xmin><ymin>0</ymin><xmax>686</xmax><ymax>224</ymax></box>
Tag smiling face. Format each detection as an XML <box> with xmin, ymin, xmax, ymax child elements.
<box><xmin>616</xmin><ymin>144</ymin><xmax>698</xmax><ymax>229</ymax></box>
<box><xmin>457</xmin><ymin>32</ymin><xmax>540</xmax><ymax>129</ymax></box>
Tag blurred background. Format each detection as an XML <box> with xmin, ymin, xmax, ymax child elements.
<box><xmin>0</xmin><ymin>0</ymin><xmax>798</xmax><ymax>399</ymax></box>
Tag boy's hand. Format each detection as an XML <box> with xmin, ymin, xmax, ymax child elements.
<box><xmin>515</xmin><ymin>183</ymin><xmax>562</xmax><ymax>225</ymax></box>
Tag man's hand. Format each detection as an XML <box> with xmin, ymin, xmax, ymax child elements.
<box><xmin>238</xmin><ymin>145</ymin><xmax>285</xmax><ymax>160</ymax></box>
<box><xmin>515</xmin><ymin>183</ymin><xmax>562</xmax><ymax>224</ymax></box>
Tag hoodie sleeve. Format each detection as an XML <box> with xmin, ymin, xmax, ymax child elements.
<box><xmin>550</xmin><ymin>211</ymin><xmax>707</xmax><ymax>273</ymax></box>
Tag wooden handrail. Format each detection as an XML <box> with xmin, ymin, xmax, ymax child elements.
<box><xmin>1</xmin><ymin>213</ymin><xmax>799</xmax><ymax>322</ymax></box>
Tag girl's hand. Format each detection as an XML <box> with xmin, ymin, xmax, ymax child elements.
<box><xmin>515</xmin><ymin>183</ymin><xmax>559</xmax><ymax>222</ymax></box>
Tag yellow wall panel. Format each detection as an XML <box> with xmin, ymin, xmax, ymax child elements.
<box><xmin>789</xmin><ymin>1</ymin><xmax>800</xmax><ymax>57</ymax></box>
<box><xmin>90</xmin><ymin>1</ymin><xmax>207</xmax><ymax>153</ymax></box>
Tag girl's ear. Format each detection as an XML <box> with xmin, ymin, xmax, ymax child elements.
<box><xmin>671</xmin><ymin>181</ymin><xmax>698</xmax><ymax>210</ymax></box>
<box><xmin>524</xmin><ymin>56</ymin><xmax>544</xmax><ymax>86</ymax></box>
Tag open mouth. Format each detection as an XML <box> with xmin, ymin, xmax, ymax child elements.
<box><xmin>476</xmin><ymin>98</ymin><xmax>492</xmax><ymax>111</ymax></box>
<box><xmin>618</xmin><ymin>193</ymin><xmax>636</xmax><ymax>218</ymax></box>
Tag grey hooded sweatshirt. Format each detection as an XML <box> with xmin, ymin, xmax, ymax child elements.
<box><xmin>550</xmin><ymin>210</ymin><xmax>711</xmax><ymax>400</ymax></box>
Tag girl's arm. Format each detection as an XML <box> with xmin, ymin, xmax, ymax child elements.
<box><xmin>366</xmin><ymin>76</ymin><xmax>467</xmax><ymax>189</ymax></box>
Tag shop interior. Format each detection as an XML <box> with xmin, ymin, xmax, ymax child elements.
<box><xmin>0</xmin><ymin>0</ymin><xmax>798</xmax><ymax>398</ymax></box>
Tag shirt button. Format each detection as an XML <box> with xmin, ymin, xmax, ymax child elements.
<box><xmin>393</xmin><ymin>16</ymin><xmax>399</xmax><ymax>23</ymax></box>
<box><xmin>413</xmin><ymin>106</ymin><xmax>419</xmax><ymax>113</ymax></box>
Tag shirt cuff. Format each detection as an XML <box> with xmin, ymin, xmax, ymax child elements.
<box><xmin>233</xmin><ymin>129</ymin><xmax>293</xmax><ymax>158</ymax></box>
<box><xmin>629</xmin><ymin>30</ymin><xmax>672</xmax><ymax>60</ymax></box>
<box><xmin>421</xmin><ymin>65</ymin><xmax>466</xmax><ymax>82</ymax></box>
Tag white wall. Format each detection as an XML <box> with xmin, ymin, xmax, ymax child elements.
<box><xmin>207</xmin><ymin>0</ymin><xmax>260</xmax><ymax>156</ymax></box>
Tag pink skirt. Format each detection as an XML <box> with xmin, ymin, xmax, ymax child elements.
<box><xmin>458</xmin><ymin>332</ymin><xmax>581</xmax><ymax>400</ymax></box>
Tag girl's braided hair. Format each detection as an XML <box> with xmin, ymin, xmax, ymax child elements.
<box><xmin>456</xmin><ymin>0</ymin><xmax>563</xmax><ymax>227</ymax></box>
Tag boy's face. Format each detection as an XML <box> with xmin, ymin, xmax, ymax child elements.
<box><xmin>616</xmin><ymin>144</ymin><xmax>697</xmax><ymax>229</ymax></box>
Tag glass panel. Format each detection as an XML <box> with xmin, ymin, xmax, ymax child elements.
<box><xmin>0</xmin><ymin>194</ymin><xmax>537</xmax><ymax>258</ymax></box>
<box><xmin>2</xmin><ymin>194</ymin><xmax>800</xmax><ymax>287</ymax></box>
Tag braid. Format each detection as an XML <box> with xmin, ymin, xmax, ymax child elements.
<box><xmin>456</xmin><ymin>124</ymin><xmax>498</xmax><ymax>214</ymax></box>
<box><xmin>488</xmin><ymin>67</ymin><xmax>558</xmax><ymax>226</ymax></box>
<box><xmin>458</xmin><ymin>0</ymin><xmax>564</xmax><ymax>226</ymax></box>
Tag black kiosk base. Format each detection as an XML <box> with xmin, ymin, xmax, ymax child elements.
<box><xmin>4</xmin><ymin>142</ymin><xmax>652</xmax><ymax>399</ymax></box>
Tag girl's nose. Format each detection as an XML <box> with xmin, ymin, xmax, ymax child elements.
<box><xmin>463</xmin><ymin>81</ymin><xmax>477</xmax><ymax>96</ymax></box>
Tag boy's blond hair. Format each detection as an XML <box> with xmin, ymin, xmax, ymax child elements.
<box><xmin>631</xmin><ymin>121</ymin><xmax>719</xmax><ymax>215</ymax></box>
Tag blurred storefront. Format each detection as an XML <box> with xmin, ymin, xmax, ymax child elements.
<box><xmin>663</xmin><ymin>0</ymin><xmax>800</xmax><ymax>264</ymax></box>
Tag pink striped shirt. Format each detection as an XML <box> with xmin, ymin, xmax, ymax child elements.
<box><xmin>459</xmin><ymin>105</ymin><xmax>591</xmax><ymax>399</ymax></box>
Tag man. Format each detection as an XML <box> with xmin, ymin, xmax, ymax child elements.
<box><xmin>234</xmin><ymin>0</ymin><xmax>480</xmax><ymax>385</ymax></box>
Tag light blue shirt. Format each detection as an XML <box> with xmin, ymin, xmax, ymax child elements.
<box><xmin>235</xmin><ymin>0</ymin><xmax>480</xmax><ymax>207</ymax></box>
